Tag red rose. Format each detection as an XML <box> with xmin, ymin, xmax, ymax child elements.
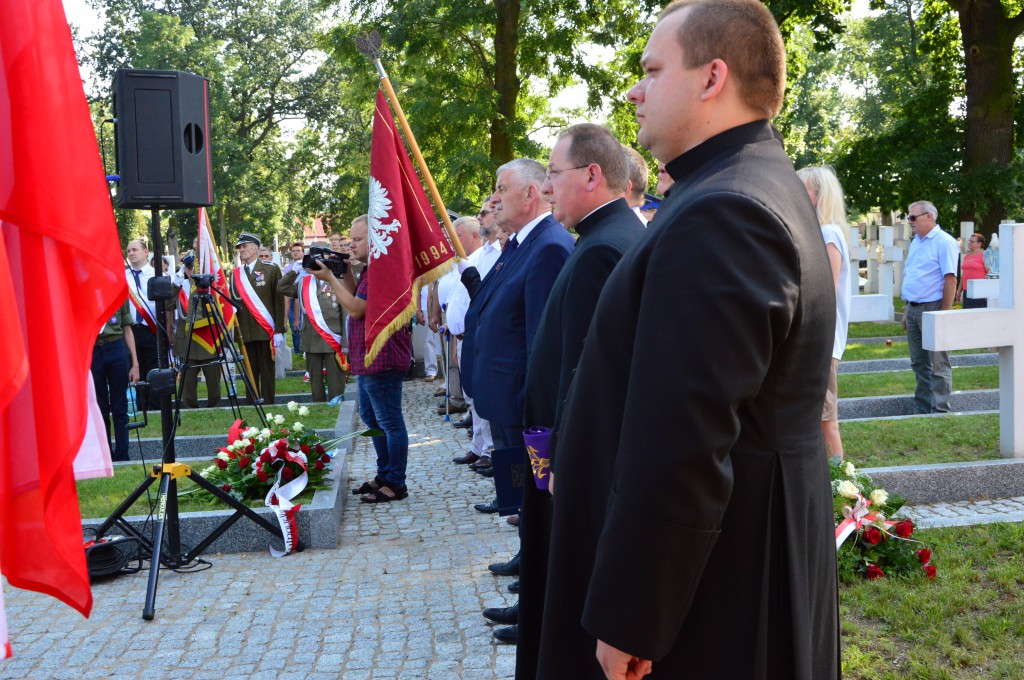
<box><xmin>221</xmin><ymin>483</ymin><xmax>232</xmax><ymax>492</ymax></box>
<box><xmin>227</xmin><ymin>450</ymin><xmax>236</xmax><ymax>459</ymax></box>
<box><xmin>320</xmin><ymin>453</ymin><xmax>331</xmax><ymax>465</ymax></box>
<box><xmin>282</xmin><ymin>467</ymin><xmax>294</xmax><ymax>481</ymax></box>
<box><xmin>865</xmin><ymin>564</ymin><xmax>885</xmax><ymax>580</ymax></box>
<box><xmin>916</xmin><ymin>548</ymin><xmax>932</xmax><ymax>564</ymax></box>
<box><xmin>259</xmin><ymin>451</ymin><xmax>271</xmax><ymax>464</ymax></box>
<box><xmin>276</xmin><ymin>439</ymin><xmax>289</xmax><ymax>452</ymax></box>
<box><xmin>863</xmin><ymin>527</ymin><xmax>883</xmax><ymax>545</ymax></box>
<box><xmin>300</xmin><ymin>444</ymin><xmax>311</xmax><ymax>454</ymax></box>
<box><xmin>216</xmin><ymin>458</ymin><xmax>228</xmax><ymax>470</ymax></box>
<box><xmin>315</xmin><ymin>444</ymin><xmax>325</xmax><ymax>455</ymax></box>
<box><xmin>256</xmin><ymin>470</ymin><xmax>269</xmax><ymax>482</ymax></box>
<box><xmin>923</xmin><ymin>564</ymin><xmax>937</xmax><ymax>580</ymax></box>
<box><xmin>238</xmin><ymin>455</ymin><xmax>251</xmax><ymax>469</ymax></box>
<box><xmin>245</xmin><ymin>444</ymin><xmax>255</xmax><ymax>455</ymax></box>
<box><xmin>894</xmin><ymin>520</ymin><xmax>914</xmax><ymax>539</ymax></box>
<box><xmin>314</xmin><ymin>459</ymin><xmax>325</xmax><ymax>471</ymax></box>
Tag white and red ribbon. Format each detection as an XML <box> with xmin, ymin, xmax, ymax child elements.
<box><xmin>232</xmin><ymin>266</ymin><xmax>275</xmax><ymax>350</ymax></box>
<box><xmin>125</xmin><ymin>280</ymin><xmax>157</xmax><ymax>334</ymax></box>
<box><xmin>835</xmin><ymin>494</ymin><xmax>896</xmax><ymax>550</ymax></box>
<box><xmin>301</xmin><ymin>276</ymin><xmax>344</xmax><ymax>358</ymax></box>
<box><xmin>264</xmin><ymin>445</ymin><xmax>308</xmax><ymax>557</ymax></box>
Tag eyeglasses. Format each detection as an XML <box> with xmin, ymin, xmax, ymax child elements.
<box><xmin>544</xmin><ymin>164</ymin><xmax>589</xmax><ymax>181</ymax></box>
<box><xmin>907</xmin><ymin>213</ymin><xmax>926</xmax><ymax>222</ymax></box>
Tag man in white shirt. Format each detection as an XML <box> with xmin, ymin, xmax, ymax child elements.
<box><xmin>901</xmin><ymin>200</ymin><xmax>958</xmax><ymax>413</ymax></box>
<box><xmin>125</xmin><ymin>239</ymin><xmax>161</xmax><ymax>409</ymax></box>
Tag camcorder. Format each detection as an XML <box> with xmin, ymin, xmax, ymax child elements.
<box><xmin>191</xmin><ymin>273</ymin><xmax>217</xmax><ymax>290</ymax></box>
<box><xmin>303</xmin><ymin>246</ymin><xmax>349</xmax><ymax>276</ymax></box>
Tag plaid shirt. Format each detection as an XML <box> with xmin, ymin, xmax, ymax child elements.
<box><xmin>347</xmin><ymin>273</ymin><xmax>412</xmax><ymax>375</ymax></box>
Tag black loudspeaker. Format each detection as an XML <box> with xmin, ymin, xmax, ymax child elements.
<box><xmin>113</xmin><ymin>69</ymin><xmax>214</xmax><ymax>209</ymax></box>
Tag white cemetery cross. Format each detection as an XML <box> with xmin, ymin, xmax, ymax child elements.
<box><xmin>924</xmin><ymin>223</ymin><xmax>1024</xmax><ymax>457</ymax></box>
<box><xmin>893</xmin><ymin>222</ymin><xmax>911</xmax><ymax>294</ymax></box>
<box><xmin>843</xmin><ymin>225</ymin><xmax>892</xmax><ymax>321</ymax></box>
<box><xmin>875</xmin><ymin>226</ymin><xmax>903</xmax><ymax>320</ymax></box>
<box><xmin>849</xmin><ymin>226</ymin><xmax>902</xmax><ymax>322</ymax></box>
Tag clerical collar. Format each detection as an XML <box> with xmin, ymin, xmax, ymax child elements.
<box><xmin>575</xmin><ymin>198</ymin><xmax>628</xmax><ymax>237</ymax></box>
<box><xmin>664</xmin><ymin>120</ymin><xmax>774</xmax><ymax>189</ymax></box>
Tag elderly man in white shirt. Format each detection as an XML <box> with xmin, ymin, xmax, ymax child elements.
<box><xmin>901</xmin><ymin>200</ymin><xmax>958</xmax><ymax>413</ymax></box>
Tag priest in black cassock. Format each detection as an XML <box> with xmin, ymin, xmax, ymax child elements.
<box><xmin>516</xmin><ymin>123</ymin><xmax>645</xmax><ymax>678</ymax></box>
<box><xmin>538</xmin><ymin>1</ymin><xmax>841</xmax><ymax>678</ymax></box>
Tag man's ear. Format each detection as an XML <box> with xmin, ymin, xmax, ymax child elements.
<box><xmin>699</xmin><ymin>58</ymin><xmax>729</xmax><ymax>102</ymax></box>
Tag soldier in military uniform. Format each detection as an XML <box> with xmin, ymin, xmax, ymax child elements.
<box><xmin>167</xmin><ymin>255</ymin><xmax>223</xmax><ymax>408</ymax></box>
<box><xmin>92</xmin><ymin>300</ymin><xmax>140</xmax><ymax>462</ymax></box>
<box><xmin>280</xmin><ymin>242</ymin><xmax>348</xmax><ymax>402</ymax></box>
<box><xmin>229</xmin><ymin>232</ymin><xmax>285</xmax><ymax>405</ymax></box>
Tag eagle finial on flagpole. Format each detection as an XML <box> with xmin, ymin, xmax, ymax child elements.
<box><xmin>354</xmin><ymin>29</ymin><xmax>466</xmax><ymax>260</ymax></box>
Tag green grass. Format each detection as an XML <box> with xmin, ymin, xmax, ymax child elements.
<box><xmin>841</xmin><ymin>522</ymin><xmax>1024</xmax><ymax>679</ymax></box>
<box><xmin>77</xmin><ymin>463</ymin><xmax>316</xmax><ymax>518</ymax></box>
<box><xmin>129</xmin><ymin>403</ymin><xmax>339</xmax><ymax>438</ymax></box>
<box><xmin>843</xmin><ymin>342</ymin><xmax>992</xmax><ymax>361</ymax></box>
<box><xmin>839</xmin><ymin>366</ymin><xmax>998</xmax><ymax>398</ymax></box>
<box><xmin>848</xmin><ymin>321</ymin><xmax>905</xmax><ymax>339</ymax></box>
<box><xmin>842</xmin><ymin>414</ymin><xmax>999</xmax><ymax>467</ymax></box>
<box><xmin>193</xmin><ymin>375</ymin><xmax>310</xmax><ymax>398</ymax></box>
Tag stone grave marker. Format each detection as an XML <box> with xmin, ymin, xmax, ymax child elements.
<box><xmin>925</xmin><ymin>222</ymin><xmax>1024</xmax><ymax>457</ymax></box>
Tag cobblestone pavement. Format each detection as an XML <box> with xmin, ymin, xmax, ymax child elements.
<box><xmin>1</xmin><ymin>379</ymin><xmax>519</xmax><ymax>679</ymax></box>
<box><xmin>906</xmin><ymin>496</ymin><xmax>1024</xmax><ymax>528</ymax></box>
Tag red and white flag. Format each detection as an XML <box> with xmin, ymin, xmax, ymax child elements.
<box><xmin>364</xmin><ymin>89</ymin><xmax>454</xmax><ymax>365</ymax></box>
<box><xmin>192</xmin><ymin>207</ymin><xmax>235</xmax><ymax>352</ymax></box>
<box><xmin>0</xmin><ymin>0</ymin><xmax>126</xmax><ymax>654</ymax></box>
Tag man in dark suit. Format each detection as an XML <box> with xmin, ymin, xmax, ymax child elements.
<box><xmin>539</xmin><ymin>1</ymin><xmax>840</xmax><ymax>678</ymax></box>
<box><xmin>510</xmin><ymin>123</ymin><xmax>645</xmax><ymax>677</ymax></box>
<box><xmin>466</xmin><ymin>159</ymin><xmax>575</xmax><ymax>450</ymax></box>
<box><xmin>230</xmin><ymin>233</ymin><xmax>284</xmax><ymax>405</ymax></box>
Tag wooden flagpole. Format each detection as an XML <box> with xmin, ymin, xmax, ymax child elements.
<box><xmin>359</xmin><ymin>34</ymin><xmax>466</xmax><ymax>261</ymax></box>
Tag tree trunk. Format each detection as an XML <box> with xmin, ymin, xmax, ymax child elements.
<box><xmin>491</xmin><ymin>0</ymin><xmax>521</xmax><ymax>166</ymax></box>
<box><xmin>956</xmin><ymin>0</ymin><xmax>1023</xmax><ymax>228</ymax></box>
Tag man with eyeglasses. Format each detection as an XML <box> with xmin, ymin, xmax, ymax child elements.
<box><xmin>901</xmin><ymin>200</ymin><xmax>958</xmax><ymax>413</ymax></box>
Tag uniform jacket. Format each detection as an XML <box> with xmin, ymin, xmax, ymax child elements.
<box><xmin>279</xmin><ymin>270</ymin><xmax>347</xmax><ymax>354</ymax></box>
<box><xmin>229</xmin><ymin>259</ymin><xmax>284</xmax><ymax>343</ymax></box>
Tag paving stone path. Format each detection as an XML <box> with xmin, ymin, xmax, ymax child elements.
<box><xmin>4</xmin><ymin>375</ymin><xmax>1024</xmax><ymax>678</ymax></box>
<box><xmin>1</xmin><ymin>379</ymin><xmax>518</xmax><ymax>679</ymax></box>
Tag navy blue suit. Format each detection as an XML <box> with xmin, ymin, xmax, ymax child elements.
<box><xmin>464</xmin><ymin>214</ymin><xmax>574</xmax><ymax>429</ymax></box>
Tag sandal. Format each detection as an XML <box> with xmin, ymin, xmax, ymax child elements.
<box><xmin>360</xmin><ymin>484</ymin><xmax>409</xmax><ymax>503</ymax></box>
<box><xmin>352</xmin><ymin>476</ymin><xmax>385</xmax><ymax>495</ymax></box>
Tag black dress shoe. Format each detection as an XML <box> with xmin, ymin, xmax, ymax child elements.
<box><xmin>453</xmin><ymin>416</ymin><xmax>473</xmax><ymax>429</ymax></box>
<box><xmin>488</xmin><ymin>552</ymin><xmax>520</xmax><ymax>576</ymax></box>
<box><xmin>474</xmin><ymin>499</ymin><xmax>500</xmax><ymax>514</ymax></box>
<box><xmin>493</xmin><ymin>625</ymin><xmax>518</xmax><ymax>644</ymax></box>
<box><xmin>482</xmin><ymin>602</ymin><xmax>519</xmax><ymax>625</ymax></box>
<box><xmin>476</xmin><ymin>467</ymin><xmax>495</xmax><ymax>478</ymax></box>
<box><xmin>452</xmin><ymin>451</ymin><xmax>481</xmax><ymax>465</ymax></box>
<box><xmin>469</xmin><ymin>457</ymin><xmax>493</xmax><ymax>471</ymax></box>
<box><xmin>508</xmin><ymin>580</ymin><xmax>520</xmax><ymax>594</ymax></box>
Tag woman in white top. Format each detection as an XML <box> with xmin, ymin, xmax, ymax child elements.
<box><xmin>797</xmin><ymin>165</ymin><xmax>851</xmax><ymax>460</ymax></box>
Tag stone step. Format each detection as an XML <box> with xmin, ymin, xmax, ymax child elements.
<box><xmin>864</xmin><ymin>458</ymin><xmax>1024</xmax><ymax>505</ymax></box>
<box><xmin>840</xmin><ymin>352</ymin><xmax>997</xmax><ymax>374</ymax></box>
<box><xmin>192</xmin><ymin>386</ymin><xmax>355</xmax><ymax>408</ymax></box>
<box><xmin>839</xmin><ymin>389</ymin><xmax>998</xmax><ymax>420</ymax></box>
<box><xmin>124</xmin><ymin>428</ymin><xmax>337</xmax><ymax>460</ymax></box>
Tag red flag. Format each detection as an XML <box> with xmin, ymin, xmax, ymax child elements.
<box><xmin>0</xmin><ymin>0</ymin><xmax>126</xmax><ymax>636</ymax></box>
<box><xmin>365</xmin><ymin>89</ymin><xmax>454</xmax><ymax>365</ymax></box>
<box><xmin>191</xmin><ymin>207</ymin><xmax>235</xmax><ymax>352</ymax></box>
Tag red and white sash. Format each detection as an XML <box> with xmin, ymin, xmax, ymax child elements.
<box><xmin>177</xmin><ymin>280</ymin><xmax>191</xmax><ymax>319</ymax></box>
<box><xmin>125</xmin><ymin>271</ymin><xmax>157</xmax><ymax>334</ymax></box>
<box><xmin>232</xmin><ymin>264</ymin><xmax>275</xmax><ymax>344</ymax></box>
<box><xmin>301</xmin><ymin>276</ymin><xmax>344</xmax><ymax>357</ymax></box>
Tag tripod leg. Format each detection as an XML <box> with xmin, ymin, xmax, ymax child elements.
<box><xmin>142</xmin><ymin>471</ymin><xmax>173</xmax><ymax>620</ymax></box>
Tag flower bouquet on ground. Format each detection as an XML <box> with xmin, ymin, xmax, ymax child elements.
<box><xmin>831</xmin><ymin>458</ymin><xmax>937</xmax><ymax>582</ymax></box>
<box><xmin>194</xmin><ymin>401</ymin><xmax>376</xmax><ymax>556</ymax></box>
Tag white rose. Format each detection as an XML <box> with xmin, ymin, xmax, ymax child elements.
<box><xmin>260</xmin><ymin>428</ymin><xmax>272</xmax><ymax>439</ymax></box>
<box><xmin>844</xmin><ymin>462</ymin><xmax>856</xmax><ymax>477</ymax></box>
<box><xmin>287</xmin><ymin>401</ymin><xmax>299</xmax><ymax>412</ymax></box>
<box><xmin>274</xmin><ymin>414</ymin><xmax>286</xmax><ymax>425</ymax></box>
<box><xmin>240</xmin><ymin>438</ymin><xmax>251</xmax><ymax>448</ymax></box>
<box><xmin>837</xmin><ymin>480</ymin><xmax>860</xmax><ymax>500</ymax></box>
<box><xmin>243</xmin><ymin>427</ymin><xmax>259</xmax><ymax>439</ymax></box>
<box><xmin>298</xmin><ymin>405</ymin><xmax>310</xmax><ymax>417</ymax></box>
<box><xmin>216</xmin><ymin>452</ymin><xmax>230</xmax><ymax>461</ymax></box>
<box><xmin>202</xmin><ymin>465</ymin><xmax>216</xmax><ymax>476</ymax></box>
<box><xmin>293</xmin><ymin>422</ymin><xmax>304</xmax><ymax>433</ymax></box>
<box><xmin>870</xmin><ymin>489</ymin><xmax>889</xmax><ymax>507</ymax></box>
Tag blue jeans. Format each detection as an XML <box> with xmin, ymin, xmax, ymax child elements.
<box><xmin>288</xmin><ymin>304</ymin><xmax>302</xmax><ymax>352</ymax></box>
<box><xmin>357</xmin><ymin>370</ymin><xmax>409</xmax><ymax>489</ymax></box>
<box><xmin>92</xmin><ymin>339</ymin><xmax>131</xmax><ymax>461</ymax></box>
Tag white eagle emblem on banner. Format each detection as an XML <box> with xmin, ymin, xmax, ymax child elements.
<box><xmin>367</xmin><ymin>176</ymin><xmax>402</xmax><ymax>260</ymax></box>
